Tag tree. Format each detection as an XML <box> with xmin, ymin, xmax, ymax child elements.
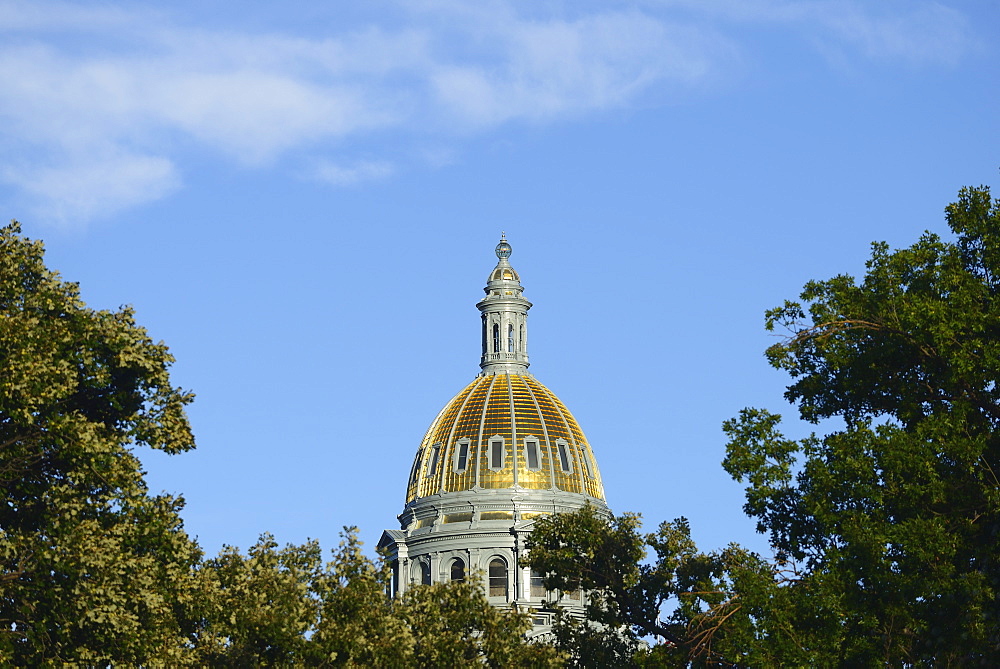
<box><xmin>723</xmin><ymin>183</ymin><xmax>1000</xmax><ymax>664</ymax></box>
<box><xmin>0</xmin><ymin>221</ymin><xmax>559</xmax><ymax>666</ymax></box>
<box><xmin>311</xmin><ymin>527</ymin><xmax>413</xmax><ymax>667</ymax></box>
<box><xmin>311</xmin><ymin>527</ymin><xmax>562</xmax><ymax>668</ymax></box>
<box><xmin>396</xmin><ymin>577</ymin><xmax>563</xmax><ymax>668</ymax></box>
<box><xmin>527</xmin><ymin>506</ymin><xmax>782</xmax><ymax>667</ymax></box>
<box><xmin>0</xmin><ymin>222</ymin><xmax>201</xmax><ymax>664</ymax></box>
<box><xmin>192</xmin><ymin>534</ymin><xmax>327</xmax><ymax>665</ymax></box>
<box><xmin>529</xmin><ymin>184</ymin><xmax>1000</xmax><ymax>666</ymax></box>
<box><xmin>195</xmin><ymin>526</ymin><xmax>563</xmax><ymax>667</ymax></box>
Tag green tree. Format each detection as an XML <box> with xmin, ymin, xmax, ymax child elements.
<box><xmin>530</xmin><ymin>184</ymin><xmax>1000</xmax><ymax>666</ymax></box>
<box><xmin>193</xmin><ymin>534</ymin><xmax>327</xmax><ymax>665</ymax></box>
<box><xmin>527</xmin><ymin>507</ymin><xmax>780</xmax><ymax>667</ymax></box>
<box><xmin>0</xmin><ymin>221</ymin><xmax>558</xmax><ymax>667</ymax></box>
<box><xmin>397</xmin><ymin>577</ymin><xmax>563</xmax><ymax>668</ymax></box>
<box><xmin>311</xmin><ymin>527</ymin><xmax>413</xmax><ymax>667</ymax></box>
<box><xmin>312</xmin><ymin>527</ymin><xmax>563</xmax><ymax>667</ymax></box>
<box><xmin>723</xmin><ymin>183</ymin><xmax>1000</xmax><ymax>664</ymax></box>
<box><xmin>0</xmin><ymin>221</ymin><xmax>201</xmax><ymax>664</ymax></box>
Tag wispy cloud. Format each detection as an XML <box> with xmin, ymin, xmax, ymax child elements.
<box><xmin>0</xmin><ymin>0</ymin><xmax>979</xmax><ymax>227</ymax></box>
<box><xmin>2</xmin><ymin>149</ymin><xmax>179</xmax><ymax>229</ymax></box>
<box><xmin>313</xmin><ymin>160</ymin><xmax>395</xmax><ymax>187</ymax></box>
<box><xmin>649</xmin><ymin>0</ymin><xmax>976</xmax><ymax>65</ymax></box>
<box><xmin>429</xmin><ymin>10</ymin><xmax>725</xmax><ymax>128</ymax></box>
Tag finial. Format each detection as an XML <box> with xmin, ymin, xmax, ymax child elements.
<box><xmin>495</xmin><ymin>232</ymin><xmax>512</xmax><ymax>260</ymax></box>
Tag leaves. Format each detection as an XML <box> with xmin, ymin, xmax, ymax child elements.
<box><xmin>0</xmin><ymin>221</ymin><xmax>557</xmax><ymax>666</ymax></box>
<box><xmin>724</xmin><ymin>184</ymin><xmax>1000</xmax><ymax>663</ymax></box>
<box><xmin>526</xmin><ymin>184</ymin><xmax>1000</xmax><ymax>666</ymax></box>
<box><xmin>0</xmin><ymin>222</ymin><xmax>201</xmax><ymax>665</ymax></box>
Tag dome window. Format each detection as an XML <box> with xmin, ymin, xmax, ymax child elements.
<box><xmin>428</xmin><ymin>443</ymin><xmax>441</xmax><ymax>477</ymax></box>
<box><xmin>524</xmin><ymin>438</ymin><xmax>541</xmax><ymax>470</ymax></box>
<box><xmin>408</xmin><ymin>451</ymin><xmax>423</xmax><ymax>484</ymax></box>
<box><xmin>489</xmin><ymin>437</ymin><xmax>506</xmax><ymax>471</ymax></box>
<box><xmin>454</xmin><ymin>440</ymin><xmax>470</xmax><ymax>473</ymax></box>
<box><xmin>492</xmin><ymin>323</ymin><xmax>500</xmax><ymax>353</ymax></box>
<box><xmin>556</xmin><ymin>440</ymin><xmax>573</xmax><ymax>474</ymax></box>
<box><xmin>488</xmin><ymin>558</ymin><xmax>508</xmax><ymax>599</ymax></box>
<box><xmin>507</xmin><ymin>324</ymin><xmax>514</xmax><ymax>352</ymax></box>
<box><xmin>450</xmin><ymin>558</ymin><xmax>466</xmax><ymax>583</ymax></box>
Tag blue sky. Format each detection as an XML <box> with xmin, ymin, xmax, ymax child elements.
<box><xmin>3</xmin><ymin>0</ymin><xmax>998</xmax><ymax>558</ymax></box>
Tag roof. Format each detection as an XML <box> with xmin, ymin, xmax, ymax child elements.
<box><xmin>404</xmin><ymin>372</ymin><xmax>606</xmax><ymax>503</ymax></box>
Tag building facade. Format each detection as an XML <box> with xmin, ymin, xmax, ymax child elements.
<box><xmin>378</xmin><ymin>235</ymin><xmax>611</xmax><ymax>632</ymax></box>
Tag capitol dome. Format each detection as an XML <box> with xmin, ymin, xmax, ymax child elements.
<box><xmin>380</xmin><ymin>235</ymin><xmax>610</xmax><ymax>631</ymax></box>
<box><xmin>406</xmin><ymin>373</ymin><xmax>606</xmax><ymax>503</ymax></box>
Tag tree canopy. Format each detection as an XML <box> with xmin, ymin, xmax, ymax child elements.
<box><xmin>0</xmin><ymin>221</ymin><xmax>560</xmax><ymax>666</ymax></box>
<box><xmin>529</xmin><ymin>184</ymin><xmax>1000</xmax><ymax>666</ymax></box>
<box><xmin>0</xmin><ymin>220</ymin><xmax>201</xmax><ymax>663</ymax></box>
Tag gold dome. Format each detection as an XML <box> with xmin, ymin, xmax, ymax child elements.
<box><xmin>406</xmin><ymin>372</ymin><xmax>605</xmax><ymax>503</ymax></box>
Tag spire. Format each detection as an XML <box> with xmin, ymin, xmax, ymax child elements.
<box><xmin>477</xmin><ymin>234</ymin><xmax>532</xmax><ymax>374</ymax></box>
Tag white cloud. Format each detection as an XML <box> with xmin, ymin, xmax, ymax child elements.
<box><xmin>0</xmin><ymin>0</ymin><xmax>979</xmax><ymax>227</ymax></box>
<box><xmin>815</xmin><ymin>3</ymin><xmax>973</xmax><ymax>65</ymax></box>
<box><xmin>2</xmin><ymin>150</ymin><xmax>179</xmax><ymax>228</ymax></box>
<box><xmin>649</xmin><ymin>0</ymin><xmax>975</xmax><ymax>65</ymax></box>
<box><xmin>313</xmin><ymin>160</ymin><xmax>395</xmax><ymax>187</ymax></box>
<box><xmin>431</xmin><ymin>12</ymin><xmax>723</xmax><ymax>127</ymax></box>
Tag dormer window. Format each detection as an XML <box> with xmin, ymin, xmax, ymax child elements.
<box><xmin>428</xmin><ymin>443</ymin><xmax>441</xmax><ymax>477</ymax></box>
<box><xmin>524</xmin><ymin>438</ymin><xmax>540</xmax><ymax>470</ymax></box>
<box><xmin>454</xmin><ymin>440</ymin><xmax>470</xmax><ymax>473</ymax></box>
<box><xmin>556</xmin><ymin>440</ymin><xmax>573</xmax><ymax>473</ymax></box>
<box><xmin>409</xmin><ymin>451</ymin><xmax>423</xmax><ymax>484</ymax></box>
<box><xmin>489</xmin><ymin>437</ymin><xmax>505</xmax><ymax>470</ymax></box>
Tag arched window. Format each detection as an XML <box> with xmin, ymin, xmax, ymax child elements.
<box><xmin>492</xmin><ymin>323</ymin><xmax>500</xmax><ymax>353</ymax></box>
<box><xmin>450</xmin><ymin>558</ymin><xmax>466</xmax><ymax>583</ymax></box>
<box><xmin>520</xmin><ymin>324</ymin><xmax>524</xmax><ymax>350</ymax></box>
<box><xmin>507</xmin><ymin>324</ymin><xmax>514</xmax><ymax>352</ymax></box>
<box><xmin>489</xmin><ymin>558</ymin><xmax>508</xmax><ymax>598</ymax></box>
<box><xmin>420</xmin><ymin>561</ymin><xmax>431</xmax><ymax>586</ymax></box>
<box><xmin>390</xmin><ymin>560</ymin><xmax>399</xmax><ymax>597</ymax></box>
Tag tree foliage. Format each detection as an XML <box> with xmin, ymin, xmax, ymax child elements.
<box><xmin>529</xmin><ymin>184</ymin><xmax>1000</xmax><ymax>666</ymax></box>
<box><xmin>192</xmin><ymin>527</ymin><xmax>563</xmax><ymax>667</ymax></box>
<box><xmin>0</xmin><ymin>221</ymin><xmax>559</xmax><ymax>666</ymax></box>
<box><xmin>527</xmin><ymin>507</ymin><xmax>783</xmax><ymax>667</ymax></box>
<box><xmin>0</xmin><ymin>221</ymin><xmax>201</xmax><ymax>664</ymax></box>
<box><xmin>721</xmin><ymin>183</ymin><xmax>1000</xmax><ymax>664</ymax></box>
